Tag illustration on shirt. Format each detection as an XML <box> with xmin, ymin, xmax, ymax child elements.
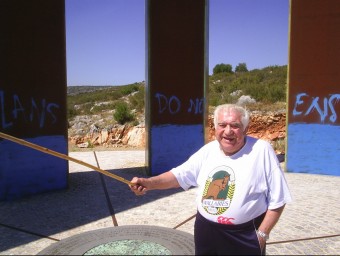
<box><xmin>201</xmin><ymin>166</ymin><xmax>235</xmax><ymax>216</ymax></box>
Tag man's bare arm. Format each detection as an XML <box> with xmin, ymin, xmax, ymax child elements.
<box><xmin>257</xmin><ymin>205</ymin><xmax>285</xmax><ymax>249</ymax></box>
<box><xmin>130</xmin><ymin>171</ymin><xmax>180</xmax><ymax>195</ymax></box>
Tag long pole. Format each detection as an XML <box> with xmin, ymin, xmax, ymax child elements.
<box><xmin>0</xmin><ymin>132</ymin><xmax>134</xmax><ymax>186</ymax></box>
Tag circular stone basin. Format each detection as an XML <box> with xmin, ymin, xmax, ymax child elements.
<box><xmin>38</xmin><ymin>225</ymin><xmax>195</xmax><ymax>255</ymax></box>
<box><xmin>84</xmin><ymin>240</ymin><xmax>171</xmax><ymax>255</ymax></box>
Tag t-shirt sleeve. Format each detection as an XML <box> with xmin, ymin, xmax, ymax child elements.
<box><xmin>267</xmin><ymin>166</ymin><xmax>292</xmax><ymax>209</ymax></box>
<box><xmin>265</xmin><ymin>149</ymin><xmax>293</xmax><ymax>209</ymax></box>
<box><xmin>170</xmin><ymin>147</ymin><xmax>205</xmax><ymax>190</ymax></box>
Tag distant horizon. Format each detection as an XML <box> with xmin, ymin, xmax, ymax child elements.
<box><xmin>66</xmin><ymin>63</ymin><xmax>287</xmax><ymax>87</ymax></box>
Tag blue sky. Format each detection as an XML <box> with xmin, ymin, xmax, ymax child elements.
<box><xmin>66</xmin><ymin>0</ymin><xmax>289</xmax><ymax>86</ymax></box>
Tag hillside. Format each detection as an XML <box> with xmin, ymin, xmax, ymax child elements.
<box><xmin>67</xmin><ymin>85</ymin><xmax>117</xmax><ymax>95</ymax></box>
<box><xmin>67</xmin><ymin>65</ymin><xmax>287</xmax><ymax>153</ymax></box>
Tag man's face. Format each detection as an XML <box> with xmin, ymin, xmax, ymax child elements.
<box><xmin>215</xmin><ymin>109</ymin><xmax>247</xmax><ymax>156</ymax></box>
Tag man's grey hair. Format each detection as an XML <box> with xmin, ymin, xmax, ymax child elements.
<box><xmin>213</xmin><ymin>104</ymin><xmax>250</xmax><ymax>131</ymax></box>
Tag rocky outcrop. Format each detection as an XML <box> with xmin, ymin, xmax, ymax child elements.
<box><xmin>68</xmin><ymin>124</ymin><xmax>146</xmax><ymax>149</ymax></box>
<box><xmin>247</xmin><ymin>112</ymin><xmax>286</xmax><ymax>141</ymax></box>
<box><xmin>68</xmin><ymin>112</ymin><xmax>286</xmax><ymax>152</ymax></box>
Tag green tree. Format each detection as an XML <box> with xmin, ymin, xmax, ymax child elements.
<box><xmin>235</xmin><ymin>63</ymin><xmax>248</xmax><ymax>72</ymax></box>
<box><xmin>213</xmin><ymin>63</ymin><xmax>233</xmax><ymax>75</ymax></box>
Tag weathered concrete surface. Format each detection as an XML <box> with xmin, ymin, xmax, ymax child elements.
<box><xmin>0</xmin><ymin>151</ymin><xmax>339</xmax><ymax>255</ymax></box>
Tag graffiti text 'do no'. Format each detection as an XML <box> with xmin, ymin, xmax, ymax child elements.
<box><xmin>155</xmin><ymin>93</ymin><xmax>204</xmax><ymax>115</ymax></box>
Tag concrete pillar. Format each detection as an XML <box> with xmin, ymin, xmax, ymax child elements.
<box><xmin>0</xmin><ymin>0</ymin><xmax>68</xmax><ymax>200</ymax></box>
<box><xmin>146</xmin><ymin>0</ymin><xmax>209</xmax><ymax>175</ymax></box>
<box><xmin>287</xmin><ymin>0</ymin><xmax>340</xmax><ymax>176</ymax></box>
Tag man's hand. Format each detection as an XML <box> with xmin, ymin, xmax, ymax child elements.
<box><xmin>256</xmin><ymin>234</ymin><xmax>266</xmax><ymax>252</ymax></box>
<box><xmin>129</xmin><ymin>177</ymin><xmax>148</xmax><ymax>196</ymax></box>
<box><xmin>129</xmin><ymin>171</ymin><xmax>180</xmax><ymax>196</ymax></box>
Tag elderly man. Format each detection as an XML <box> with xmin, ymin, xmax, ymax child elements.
<box><xmin>130</xmin><ymin>104</ymin><xmax>291</xmax><ymax>255</ymax></box>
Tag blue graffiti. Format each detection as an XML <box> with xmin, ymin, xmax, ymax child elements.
<box><xmin>188</xmin><ymin>98</ymin><xmax>205</xmax><ymax>114</ymax></box>
<box><xmin>293</xmin><ymin>93</ymin><xmax>340</xmax><ymax>122</ymax></box>
<box><xmin>0</xmin><ymin>90</ymin><xmax>60</xmax><ymax>129</ymax></box>
<box><xmin>155</xmin><ymin>93</ymin><xmax>181</xmax><ymax>114</ymax></box>
<box><xmin>155</xmin><ymin>93</ymin><xmax>205</xmax><ymax>115</ymax></box>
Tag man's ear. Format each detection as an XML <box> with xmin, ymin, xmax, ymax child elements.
<box><xmin>244</xmin><ymin>126</ymin><xmax>249</xmax><ymax>134</ymax></box>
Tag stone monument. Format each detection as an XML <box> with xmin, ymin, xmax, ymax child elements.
<box><xmin>38</xmin><ymin>226</ymin><xmax>195</xmax><ymax>255</ymax></box>
<box><xmin>0</xmin><ymin>0</ymin><xmax>68</xmax><ymax>201</ymax></box>
<box><xmin>145</xmin><ymin>0</ymin><xmax>209</xmax><ymax>176</ymax></box>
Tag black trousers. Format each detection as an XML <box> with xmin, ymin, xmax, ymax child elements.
<box><xmin>194</xmin><ymin>212</ymin><xmax>266</xmax><ymax>255</ymax></box>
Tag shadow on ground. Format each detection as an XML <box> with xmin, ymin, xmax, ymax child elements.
<box><xmin>0</xmin><ymin>166</ymin><xmax>184</xmax><ymax>252</ymax></box>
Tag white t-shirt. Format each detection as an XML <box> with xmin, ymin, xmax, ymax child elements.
<box><xmin>170</xmin><ymin>136</ymin><xmax>292</xmax><ymax>225</ymax></box>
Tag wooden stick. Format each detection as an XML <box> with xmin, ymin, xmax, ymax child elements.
<box><xmin>0</xmin><ymin>132</ymin><xmax>134</xmax><ymax>186</ymax></box>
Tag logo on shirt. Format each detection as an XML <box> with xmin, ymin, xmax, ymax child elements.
<box><xmin>201</xmin><ymin>166</ymin><xmax>235</xmax><ymax>216</ymax></box>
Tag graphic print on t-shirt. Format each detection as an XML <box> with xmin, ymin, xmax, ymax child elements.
<box><xmin>201</xmin><ymin>165</ymin><xmax>235</xmax><ymax>215</ymax></box>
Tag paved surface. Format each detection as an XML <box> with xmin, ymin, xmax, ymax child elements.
<box><xmin>0</xmin><ymin>150</ymin><xmax>339</xmax><ymax>255</ymax></box>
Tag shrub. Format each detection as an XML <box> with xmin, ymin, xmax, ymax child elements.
<box><xmin>113</xmin><ymin>101</ymin><xmax>135</xmax><ymax>124</ymax></box>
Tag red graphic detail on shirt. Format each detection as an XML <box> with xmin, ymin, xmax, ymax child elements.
<box><xmin>217</xmin><ymin>216</ymin><xmax>235</xmax><ymax>225</ymax></box>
